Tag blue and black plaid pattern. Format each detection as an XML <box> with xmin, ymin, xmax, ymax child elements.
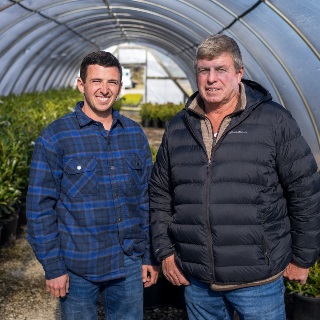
<box><xmin>27</xmin><ymin>102</ymin><xmax>153</xmax><ymax>281</ymax></box>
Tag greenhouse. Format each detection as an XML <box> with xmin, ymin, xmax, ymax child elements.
<box><xmin>0</xmin><ymin>1</ymin><xmax>320</xmax><ymax>319</ymax></box>
<box><xmin>0</xmin><ymin>0</ymin><xmax>319</xmax><ymax>163</ymax></box>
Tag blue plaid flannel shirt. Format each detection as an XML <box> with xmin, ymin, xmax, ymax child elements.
<box><xmin>26</xmin><ymin>101</ymin><xmax>154</xmax><ymax>281</ymax></box>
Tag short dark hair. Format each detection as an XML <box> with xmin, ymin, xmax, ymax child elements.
<box><xmin>80</xmin><ymin>51</ymin><xmax>122</xmax><ymax>83</ymax></box>
<box><xmin>194</xmin><ymin>34</ymin><xmax>243</xmax><ymax>72</ymax></box>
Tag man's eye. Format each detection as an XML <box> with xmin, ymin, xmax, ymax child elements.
<box><xmin>108</xmin><ymin>81</ymin><xmax>119</xmax><ymax>86</ymax></box>
<box><xmin>198</xmin><ymin>69</ymin><xmax>209</xmax><ymax>74</ymax></box>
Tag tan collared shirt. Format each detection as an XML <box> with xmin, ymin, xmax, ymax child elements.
<box><xmin>188</xmin><ymin>83</ymin><xmax>246</xmax><ymax>160</ymax></box>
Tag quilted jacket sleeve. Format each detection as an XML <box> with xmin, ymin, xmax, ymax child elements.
<box><xmin>149</xmin><ymin>128</ymin><xmax>176</xmax><ymax>262</ymax></box>
<box><xmin>275</xmin><ymin>108</ymin><xmax>320</xmax><ymax>267</ymax></box>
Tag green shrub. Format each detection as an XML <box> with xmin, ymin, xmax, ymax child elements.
<box><xmin>140</xmin><ymin>103</ymin><xmax>155</xmax><ymax>121</ymax></box>
<box><xmin>121</xmin><ymin>93</ymin><xmax>142</xmax><ymax>106</ymax></box>
<box><xmin>139</xmin><ymin>102</ymin><xmax>183</xmax><ymax>124</ymax></box>
<box><xmin>150</xmin><ymin>146</ymin><xmax>158</xmax><ymax>163</ymax></box>
<box><xmin>113</xmin><ymin>98</ymin><xmax>122</xmax><ymax>111</ymax></box>
<box><xmin>0</xmin><ymin>87</ymin><xmax>81</xmax><ymax>216</ymax></box>
<box><xmin>158</xmin><ymin>102</ymin><xmax>184</xmax><ymax>122</ymax></box>
<box><xmin>0</xmin><ymin>127</ymin><xmax>26</xmax><ymax>218</ymax></box>
<box><xmin>285</xmin><ymin>259</ymin><xmax>320</xmax><ymax>298</ymax></box>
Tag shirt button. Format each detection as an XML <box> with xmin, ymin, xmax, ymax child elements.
<box><xmin>118</xmin><ymin>218</ymin><xmax>123</xmax><ymax>222</ymax></box>
<box><xmin>110</xmin><ymin>166</ymin><xmax>115</xmax><ymax>170</ymax></box>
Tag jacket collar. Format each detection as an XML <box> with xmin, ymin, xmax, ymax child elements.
<box><xmin>187</xmin><ymin>82</ymin><xmax>247</xmax><ymax>116</ymax></box>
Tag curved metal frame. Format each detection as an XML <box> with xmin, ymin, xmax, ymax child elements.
<box><xmin>0</xmin><ymin>0</ymin><xmax>319</xmax><ymax>158</ymax></box>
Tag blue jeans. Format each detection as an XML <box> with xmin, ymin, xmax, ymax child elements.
<box><xmin>185</xmin><ymin>276</ymin><xmax>286</xmax><ymax>320</ymax></box>
<box><xmin>60</xmin><ymin>255</ymin><xmax>143</xmax><ymax>320</ymax></box>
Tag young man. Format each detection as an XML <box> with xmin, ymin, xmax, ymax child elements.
<box><xmin>149</xmin><ymin>34</ymin><xmax>320</xmax><ymax>319</ymax></box>
<box><xmin>27</xmin><ymin>51</ymin><xmax>159</xmax><ymax>320</ymax></box>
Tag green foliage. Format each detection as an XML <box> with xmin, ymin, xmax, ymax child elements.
<box><xmin>140</xmin><ymin>103</ymin><xmax>156</xmax><ymax>121</ymax></box>
<box><xmin>113</xmin><ymin>98</ymin><xmax>122</xmax><ymax>111</ymax></box>
<box><xmin>121</xmin><ymin>93</ymin><xmax>143</xmax><ymax>106</ymax></box>
<box><xmin>0</xmin><ymin>127</ymin><xmax>26</xmax><ymax>218</ymax></box>
<box><xmin>157</xmin><ymin>102</ymin><xmax>184</xmax><ymax>122</ymax></box>
<box><xmin>285</xmin><ymin>259</ymin><xmax>320</xmax><ymax>298</ymax></box>
<box><xmin>150</xmin><ymin>146</ymin><xmax>158</xmax><ymax>163</ymax></box>
<box><xmin>139</xmin><ymin>102</ymin><xmax>183</xmax><ymax>123</ymax></box>
<box><xmin>0</xmin><ymin>87</ymin><xmax>82</xmax><ymax>217</ymax></box>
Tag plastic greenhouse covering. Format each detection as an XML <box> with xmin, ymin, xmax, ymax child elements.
<box><xmin>0</xmin><ymin>0</ymin><xmax>319</xmax><ymax>164</ymax></box>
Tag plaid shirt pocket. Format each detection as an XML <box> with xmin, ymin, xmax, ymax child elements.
<box><xmin>62</xmin><ymin>157</ymin><xmax>98</xmax><ymax>197</ymax></box>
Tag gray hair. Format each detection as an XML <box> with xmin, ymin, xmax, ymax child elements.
<box><xmin>194</xmin><ymin>34</ymin><xmax>243</xmax><ymax>72</ymax></box>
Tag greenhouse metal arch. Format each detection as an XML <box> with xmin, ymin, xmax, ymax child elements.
<box><xmin>0</xmin><ymin>0</ymin><xmax>319</xmax><ymax>164</ymax></box>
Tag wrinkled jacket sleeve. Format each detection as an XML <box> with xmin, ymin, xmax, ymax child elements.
<box><xmin>26</xmin><ymin>133</ymin><xmax>67</xmax><ymax>279</ymax></box>
<box><xmin>275</xmin><ymin>109</ymin><xmax>320</xmax><ymax>267</ymax></box>
<box><xmin>149</xmin><ymin>127</ymin><xmax>176</xmax><ymax>262</ymax></box>
<box><xmin>140</xmin><ymin>135</ymin><xmax>158</xmax><ymax>266</ymax></box>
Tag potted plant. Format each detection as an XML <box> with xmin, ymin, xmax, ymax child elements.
<box><xmin>140</xmin><ymin>103</ymin><xmax>153</xmax><ymax>127</ymax></box>
<box><xmin>0</xmin><ymin>88</ymin><xmax>81</xmax><ymax>245</ymax></box>
<box><xmin>0</xmin><ymin>127</ymin><xmax>24</xmax><ymax>245</ymax></box>
<box><xmin>143</xmin><ymin>271</ymin><xmax>165</xmax><ymax>309</ymax></box>
<box><xmin>285</xmin><ymin>258</ymin><xmax>320</xmax><ymax>320</ymax></box>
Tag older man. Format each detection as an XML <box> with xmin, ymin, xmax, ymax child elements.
<box><xmin>149</xmin><ymin>34</ymin><xmax>320</xmax><ymax>320</ymax></box>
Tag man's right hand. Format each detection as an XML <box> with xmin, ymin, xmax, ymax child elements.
<box><xmin>162</xmin><ymin>255</ymin><xmax>189</xmax><ymax>286</ymax></box>
<box><xmin>46</xmin><ymin>274</ymin><xmax>69</xmax><ymax>298</ymax></box>
<box><xmin>284</xmin><ymin>262</ymin><xmax>309</xmax><ymax>285</ymax></box>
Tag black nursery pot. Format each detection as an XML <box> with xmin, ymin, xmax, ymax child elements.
<box><xmin>144</xmin><ymin>276</ymin><xmax>165</xmax><ymax>309</ymax></box>
<box><xmin>163</xmin><ymin>277</ymin><xmax>186</xmax><ymax>309</ymax></box>
<box><xmin>0</xmin><ymin>213</ymin><xmax>19</xmax><ymax>246</ymax></box>
<box><xmin>291</xmin><ymin>292</ymin><xmax>320</xmax><ymax>320</ymax></box>
<box><xmin>0</xmin><ymin>224</ymin><xmax>3</xmax><ymax>244</ymax></box>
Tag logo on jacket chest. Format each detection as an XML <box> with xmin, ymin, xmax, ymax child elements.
<box><xmin>228</xmin><ymin>130</ymin><xmax>248</xmax><ymax>134</ymax></box>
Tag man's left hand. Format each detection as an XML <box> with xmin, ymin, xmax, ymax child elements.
<box><xmin>284</xmin><ymin>262</ymin><xmax>309</xmax><ymax>285</ymax></box>
<box><xmin>142</xmin><ymin>265</ymin><xmax>160</xmax><ymax>288</ymax></box>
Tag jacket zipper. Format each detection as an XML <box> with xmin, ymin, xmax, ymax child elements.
<box><xmin>205</xmin><ymin>157</ymin><xmax>215</xmax><ymax>282</ymax></box>
<box><xmin>187</xmin><ymin>110</ymin><xmax>247</xmax><ymax>283</ymax></box>
<box><xmin>205</xmin><ymin>111</ymin><xmax>252</xmax><ymax>282</ymax></box>
<box><xmin>184</xmin><ymin>96</ymin><xmax>267</xmax><ymax>283</ymax></box>
<box><xmin>205</xmin><ymin>130</ymin><xmax>220</xmax><ymax>283</ymax></box>
<box><xmin>185</xmin><ymin>112</ymin><xmax>217</xmax><ymax>283</ymax></box>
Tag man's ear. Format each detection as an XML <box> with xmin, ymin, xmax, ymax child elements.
<box><xmin>77</xmin><ymin>77</ymin><xmax>84</xmax><ymax>94</ymax></box>
<box><xmin>238</xmin><ymin>66</ymin><xmax>244</xmax><ymax>83</ymax></box>
<box><xmin>117</xmin><ymin>82</ymin><xmax>123</xmax><ymax>96</ymax></box>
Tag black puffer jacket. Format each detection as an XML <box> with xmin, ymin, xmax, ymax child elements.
<box><xmin>150</xmin><ymin>79</ymin><xmax>320</xmax><ymax>285</ymax></box>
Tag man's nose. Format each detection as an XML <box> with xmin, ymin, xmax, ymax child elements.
<box><xmin>207</xmin><ymin>69</ymin><xmax>218</xmax><ymax>83</ymax></box>
<box><xmin>100</xmin><ymin>82</ymin><xmax>110</xmax><ymax>94</ymax></box>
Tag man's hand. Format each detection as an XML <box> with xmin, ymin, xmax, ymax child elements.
<box><xmin>162</xmin><ymin>255</ymin><xmax>189</xmax><ymax>286</ymax></box>
<box><xmin>46</xmin><ymin>274</ymin><xmax>69</xmax><ymax>298</ymax></box>
<box><xmin>284</xmin><ymin>262</ymin><xmax>309</xmax><ymax>285</ymax></box>
<box><xmin>142</xmin><ymin>265</ymin><xmax>160</xmax><ymax>288</ymax></box>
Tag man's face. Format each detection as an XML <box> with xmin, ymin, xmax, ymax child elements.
<box><xmin>196</xmin><ymin>53</ymin><xmax>243</xmax><ymax>110</ymax></box>
<box><xmin>77</xmin><ymin>64</ymin><xmax>122</xmax><ymax>119</ymax></box>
